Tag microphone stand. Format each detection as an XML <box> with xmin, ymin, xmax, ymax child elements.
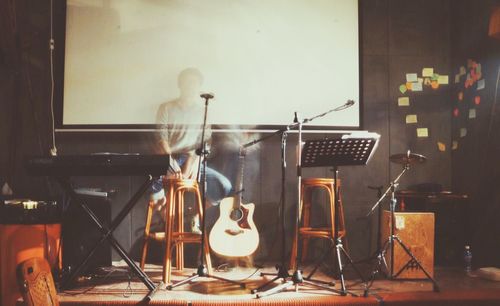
<box><xmin>167</xmin><ymin>93</ymin><xmax>245</xmax><ymax>290</ymax></box>
<box><xmin>244</xmin><ymin>101</ymin><xmax>356</xmax><ymax>298</ymax></box>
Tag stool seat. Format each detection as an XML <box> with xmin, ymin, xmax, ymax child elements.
<box><xmin>299</xmin><ymin>227</ymin><xmax>346</xmax><ymax>239</ymax></box>
<box><xmin>140</xmin><ymin>178</ymin><xmax>212</xmax><ymax>284</ymax></box>
<box><xmin>290</xmin><ymin>177</ymin><xmax>347</xmax><ymax>271</ymax></box>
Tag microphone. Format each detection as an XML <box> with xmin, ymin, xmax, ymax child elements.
<box><xmin>346</xmin><ymin>99</ymin><xmax>355</xmax><ymax>106</ymax></box>
<box><xmin>200</xmin><ymin>93</ymin><xmax>214</xmax><ymax>100</ymax></box>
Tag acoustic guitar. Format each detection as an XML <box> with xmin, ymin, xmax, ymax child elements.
<box><xmin>209</xmin><ymin>149</ymin><xmax>259</xmax><ymax>257</ymax></box>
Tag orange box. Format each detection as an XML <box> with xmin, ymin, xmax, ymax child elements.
<box><xmin>0</xmin><ymin>224</ymin><xmax>61</xmax><ymax>306</ymax></box>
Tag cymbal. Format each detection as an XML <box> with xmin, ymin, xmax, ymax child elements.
<box><xmin>389</xmin><ymin>152</ymin><xmax>427</xmax><ymax>165</ymax></box>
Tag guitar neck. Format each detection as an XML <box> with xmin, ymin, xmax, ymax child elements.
<box><xmin>233</xmin><ymin>152</ymin><xmax>245</xmax><ymax>210</ymax></box>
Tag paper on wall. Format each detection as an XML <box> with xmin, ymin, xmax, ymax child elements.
<box><xmin>412</xmin><ymin>82</ymin><xmax>423</xmax><ymax>91</ymax></box>
<box><xmin>417</xmin><ymin>128</ymin><xmax>429</xmax><ymax>138</ymax></box>
<box><xmin>398</xmin><ymin>97</ymin><xmax>410</xmax><ymax>106</ymax></box>
<box><xmin>437</xmin><ymin>142</ymin><xmax>446</xmax><ymax>152</ymax></box>
<box><xmin>406</xmin><ymin>114</ymin><xmax>418</xmax><ymax>124</ymax></box>
<box><xmin>406</xmin><ymin>73</ymin><xmax>418</xmax><ymax>83</ymax></box>
<box><xmin>437</xmin><ymin>75</ymin><xmax>449</xmax><ymax>85</ymax></box>
<box><xmin>469</xmin><ymin>109</ymin><xmax>476</xmax><ymax>119</ymax></box>
<box><xmin>477</xmin><ymin>79</ymin><xmax>485</xmax><ymax>90</ymax></box>
<box><xmin>422</xmin><ymin>68</ymin><xmax>434</xmax><ymax>77</ymax></box>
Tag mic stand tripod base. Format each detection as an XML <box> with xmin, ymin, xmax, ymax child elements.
<box><xmin>304</xmin><ymin>237</ymin><xmax>368</xmax><ymax>297</ymax></box>
<box><xmin>252</xmin><ymin>266</ymin><xmax>352</xmax><ymax>298</ymax></box>
<box><xmin>166</xmin><ymin>264</ymin><xmax>246</xmax><ymax>290</ymax></box>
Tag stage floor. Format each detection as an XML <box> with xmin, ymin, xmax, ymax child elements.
<box><xmin>55</xmin><ymin>263</ymin><xmax>500</xmax><ymax>305</ymax></box>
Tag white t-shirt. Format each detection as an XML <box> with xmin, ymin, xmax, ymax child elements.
<box><xmin>156</xmin><ymin>99</ymin><xmax>211</xmax><ymax>155</ymax></box>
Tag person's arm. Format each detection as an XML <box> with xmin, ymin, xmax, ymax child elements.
<box><xmin>158</xmin><ymin>139</ymin><xmax>182</xmax><ymax>177</ymax></box>
<box><xmin>181</xmin><ymin>152</ymin><xmax>200</xmax><ymax>179</ymax></box>
<box><xmin>156</xmin><ymin>104</ymin><xmax>183</xmax><ymax>177</ymax></box>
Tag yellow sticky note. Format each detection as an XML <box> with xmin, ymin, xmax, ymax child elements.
<box><xmin>438</xmin><ymin>75</ymin><xmax>449</xmax><ymax>85</ymax></box>
<box><xmin>422</xmin><ymin>68</ymin><xmax>434</xmax><ymax>77</ymax></box>
<box><xmin>469</xmin><ymin>109</ymin><xmax>476</xmax><ymax>119</ymax></box>
<box><xmin>454</xmin><ymin>74</ymin><xmax>460</xmax><ymax>83</ymax></box>
<box><xmin>459</xmin><ymin>66</ymin><xmax>466</xmax><ymax>76</ymax></box>
<box><xmin>460</xmin><ymin>128</ymin><xmax>467</xmax><ymax>137</ymax></box>
<box><xmin>424</xmin><ymin>78</ymin><xmax>432</xmax><ymax>86</ymax></box>
<box><xmin>406</xmin><ymin>114</ymin><xmax>418</xmax><ymax>124</ymax></box>
<box><xmin>417</xmin><ymin>128</ymin><xmax>429</xmax><ymax>138</ymax></box>
<box><xmin>398</xmin><ymin>97</ymin><xmax>410</xmax><ymax>106</ymax></box>
<box><xmin>452</xmin><ymin>140</ymin><xmax>458</xmax><ymax>150</ymax></box>
<box><xmin>437</xmin><ymin>142</ymin><xmax>446</xmax><ymax>152</ymax></box>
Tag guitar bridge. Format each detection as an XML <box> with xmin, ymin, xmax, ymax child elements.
<box><xmin>225</xmin><ymin>229</ymin><xmax>244</xmax><ymax>236</ymax></box>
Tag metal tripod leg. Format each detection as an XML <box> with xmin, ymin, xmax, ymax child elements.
<box><xmin>392</xmin><ymin>236</ymin><xmax>440</xmax><ymax>292</ymax></box>
<box><xmin>254</xmin><ymin>268</ymin><xmax>347</xmax><ymax>298</ymax></box>
<box><xmin>251</xmin><ymin>265</ymin><xmax>290</xmax><ymax>294</ymax></box>
<box><xmin>306</xmin><ymin>237</ymin><xmax>367</xmax><ymax>297</ymax></box>
<box><xmin>369</xmin><ymin>235</ymin><xmax>440</xmax><ymax>293</ymax></box>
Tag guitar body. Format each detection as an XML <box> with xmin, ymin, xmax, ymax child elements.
<box><xmin>209</xmin><ymin>197</ymin><xmax>259</xmax><ymax>257</ymax></box>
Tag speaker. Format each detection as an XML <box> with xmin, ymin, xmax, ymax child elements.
<box><xmin>380</xmin><ymin>211</ymin><xmax>435</xmax><ymax>279</ymax></box>
<box><xmin>62</xmin><ymin>196</ymin><xmax>111</xmax><ymax>275</ymax></box>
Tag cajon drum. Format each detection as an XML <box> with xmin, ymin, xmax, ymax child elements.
<box><xmin>17</xmin><ymin>257</ymin><xmax>59</xmax><ymax>306</ymax></box>
<box><xmin>380</xmin><ymin>210</ymin><xmax>435</xmax><ymax>279</ymax></box>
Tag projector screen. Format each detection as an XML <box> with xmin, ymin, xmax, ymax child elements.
<box><xmin>59</xmin><ymin>0</ymin><xmax>360</xmax><ymax>129</ymax></box>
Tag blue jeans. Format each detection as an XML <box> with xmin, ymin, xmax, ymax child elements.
<box><xmin>151</xmin><ymin>155</ymin><xmax>232</xmax><ymax>206</ymax></box>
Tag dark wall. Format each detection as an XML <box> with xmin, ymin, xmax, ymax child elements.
<box><xmin>1</xmin><ymin>0</ymin><xmax>454</xmax><ymax>264</ymax></box>
<box><xmin>450</xmin><ymin>0</ymin><xmax>500</xmax><ymax>267</ymax></box>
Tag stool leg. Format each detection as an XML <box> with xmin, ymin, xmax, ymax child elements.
<box><xmin>177</xmin><ymin>190</ymin><xmax>185</xmax><ymax>271</ymax></box>
<box><xmin>164</xmin><ymin>184</ymin><xmax>175</xmax><ymax>284</ymax></box>
<box><xmin>328</xmin><ymin>183</ymin><xmax>336</xmax><ymax>242</ymax></box>
<box><xmin>140</xmin><ymin>200</ymin><xmax>154</xmax><ymax>270</ymax></box>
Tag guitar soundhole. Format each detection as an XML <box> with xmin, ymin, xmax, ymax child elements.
<box><xmin>230</xmin><ymin>208</ymin><xmax>243</xmax><ymax>221</ymax></box>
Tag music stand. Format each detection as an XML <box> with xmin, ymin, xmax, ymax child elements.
<box><xmin>301</xmin><ymin>134</ymin><xmax>380</xmax><ymax>295</ymax></box>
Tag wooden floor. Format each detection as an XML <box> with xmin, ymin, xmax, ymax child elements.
<box><xmin>55</xmin><ymin>263</ymin><xmax>500</xmax><ymax>305</ymax></box>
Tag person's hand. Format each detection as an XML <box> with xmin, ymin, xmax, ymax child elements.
<box><xmin>168</xmin><ymin>159</ymin><xmax>183</xmax><ymax>179</ymax></box>
<box><xmin>182</xmin><ymin>155</ymin><xmax>200</xmax><ymax>179</ymax></box>
<box><xmin>183</xmin><ymin>165</ymin><xmax>198</xmax><ymax>179</ymax></box>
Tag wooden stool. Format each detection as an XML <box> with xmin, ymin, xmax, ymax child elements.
<box><xmin>140</xmin><ymin>178</ymin><xmax>212</xmax><ymax>284</ymax></box>
<box><xmin>290</xmin><ymin>178</ymin><xmax>347</xmax><ymax>271</ymax></box>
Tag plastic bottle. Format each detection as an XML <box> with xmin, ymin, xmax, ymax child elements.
<box><xmin>464</xmin><ymin>245</ymin><xmax>472</xmax><ymax>274</ymax></box>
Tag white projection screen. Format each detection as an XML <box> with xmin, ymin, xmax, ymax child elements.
<box><xmin>60</xmin><ymin>0</ymin><xmax>360</xmax><ymax>129</ymax></box>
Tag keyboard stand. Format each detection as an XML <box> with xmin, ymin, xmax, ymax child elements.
<box><xmin>57</xmin><ymin>175</ymin><xmax>161</xmax><ymax>301</ymax></box>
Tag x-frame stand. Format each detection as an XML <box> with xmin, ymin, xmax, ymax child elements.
<box><xmin>246</xmin><ymin>101</ymin><xmax>357</xmax><ymax>298</ymax></box>
<box><xmin>365</xmin><ymin>162</ymin><xmax>440</xmax><ymax>292</ymax></box>
<box><xmin>58</xmin><ymin>175</ymin><xmax>162</xmax><ymax>301</ymax></box>
<box><xmin>166</xmin><ymin>94</ymin><xmax>245</xmax><ymax>291</ymax></box>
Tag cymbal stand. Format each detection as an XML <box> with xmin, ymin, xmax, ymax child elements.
<box><xmin>167</xmin><ymin>94</ymin><xmax>244</xmax><ymax>290</ymax></box>
<box><xmin>365</xmin><ymin>163</ymin><xmax>440</xmax><ymax>292</ymax></box>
